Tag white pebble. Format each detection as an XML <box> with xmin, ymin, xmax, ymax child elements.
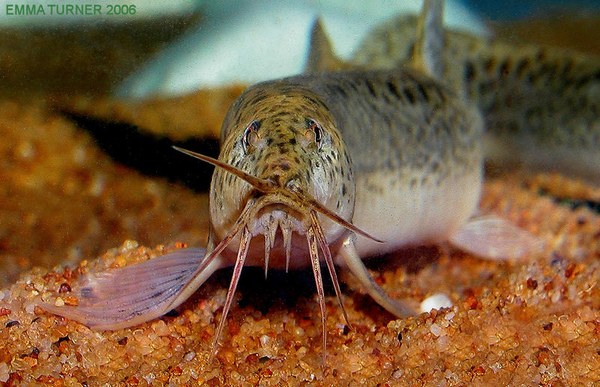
<box><xmin>25</xmin><ymin>303</ymin><xmax>36</xmax><ymax>314</ymax></box>
<box><xmin>143</xmin><ymin>373</ymin><xmax>156</xmax><ymax>384</ymax></box>
<box><xmin>121</xmin><ymin>240</ymin><xmax>139</xmax><ymax>252</ymax></box>
<box><xmin>490</xmin><ymin>362</ymin><xmax>503</xmax><ymax>373</ymax></box>
<box><xmin>0</xmin><ymin>362</ymin><xmax>8</xmax><ymax>383</ymax></box>
<box><xmin>420</xmin><ymin>293</ymin><xmax>453</xmax><ymax>313</ymax></box>
<box><xmin>430</xmin><ymin>323</ymin><xmax>443</xmax><ymax>337</ymax></box>
<box><xmin>260</xmin><ymin>334</ymin><xmax>271</xmax><ymax>347</ymax></box>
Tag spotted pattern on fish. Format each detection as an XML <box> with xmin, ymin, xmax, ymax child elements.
<box><xmin>40</xmin><ymin>1</ymin><xmax>546</xmax><ymax>363</ymax></box>
<box><xmin>352</xmin><ymin>15</ymin><xmax>600</xmax><ymax>182</ymax></box>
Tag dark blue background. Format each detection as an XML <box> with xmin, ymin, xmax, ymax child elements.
<box><xmin>462</xmin><ymin>0</ymin><xmax>600</xmax><ymax>20</ymax></box>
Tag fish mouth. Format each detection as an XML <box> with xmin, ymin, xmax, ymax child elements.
<box><xmin>204</xmin><ymin>190</ymin><xmax>350</xmax><ymax>362</ymax></box>
<box><xmin>249</xmin><ymin>201</ymin><xmax>305</xmax><ymax>272</ymax></box>
<box><xmin>243</xmin><ymin>195</ymin><xmax>328</xmax><ymax>273</ymax></box>
<box><xmin>173</xmin><ymin>146</ymin><xmax>383</xmax><ymax>360</ymax></box>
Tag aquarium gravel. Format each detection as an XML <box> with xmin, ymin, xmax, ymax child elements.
<box><xmin>0</xmin><ymin>93</ymin><xmax>598</xmax><ymax>383</ymax></box>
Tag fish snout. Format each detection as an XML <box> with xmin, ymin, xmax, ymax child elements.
<box><xmin>271</xmin><ymin>158</ymin><xmax>292</xmax><ymax>172</ymax></box>
<box><xmin>261</xmin><ymin>157</ymin><xmax>299</xmax><ymax>186</ymax></box>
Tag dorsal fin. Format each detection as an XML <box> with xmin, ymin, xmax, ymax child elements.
<box><xmin>412</xmin><ymin>0</ymin><xmax>445</xmax><ymax>79</ymax></box>
<box><xmin>304</xmin><ymin>18</ymin><xmax>349</xmax><ymax>73</ymax></box>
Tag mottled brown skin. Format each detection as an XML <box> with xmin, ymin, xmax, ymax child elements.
<box><xmin>352</xmin><ymin>15</ymin><xmax>600</xmax><ymax>183</ymax></box>
<box><xmin>41</xmin><ymin>2</ymin><xmax>547</xmax><ymax>361</ymax></box>
<box><xmin>188</xmin><ymin>65</ymin><xmax>483</xmax><ymax>360</ymax></box>
<box><xmin>210</xmin><ymin>68</ymin><xmax>482</xmax><ymax>267</ymax></box>
<box><xmin>210</xmin><ymin>85</ymin><xmax>355</xmax><ymax>269</ymax></box>
<box><xmin>43</xmin><ymin>6</ymin><xmax>483</xmax><ymax>353</ymax></box>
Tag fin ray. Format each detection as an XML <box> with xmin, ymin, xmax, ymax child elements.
<box><xmin>449</xmin><ymin>216</ymin><xmax>543</xmax><ymax>261</ymax></box>
<box><xmin>339</xmin><ymin>238</ymin><xmax>417</xmax><ymax>318</ymax></box>
<box><xmin>40</xmin><ymin>248</ymin><xmax>212</xmax><ymax>330</ymax></box>
<box><xmin>305</xmin><ymin>18</ymin><xmax>348</xmax><ymax>73</ymax></box>
<box><xmin>413</xmin><ymin>0</ymin><xmax>445</xmax><ymax>78</ymax></box>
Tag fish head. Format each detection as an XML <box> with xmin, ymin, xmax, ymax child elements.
<box><xmin>209</xmin><ymin>82</ymin><xmax>359</xmax><ymax>262</ymax></box>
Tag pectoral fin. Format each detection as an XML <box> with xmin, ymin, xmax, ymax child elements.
<box><xmin>449</xmin><ymin>216</ymin><xmax>543</xmax><ymax>261</ymax></box>
<box><xmin>338</xmin><ymin>238</ymin><xmax>417</xmax><ymax>317</ymax></box>
<box><xmin>40</xmin><ymin>247</ymin><xmax>222</xmax><ymax>330</ymax></box>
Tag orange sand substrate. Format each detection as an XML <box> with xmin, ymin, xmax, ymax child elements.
<box><xmin>0</xmin><ymin>94</ymin><xmax>598</xmax><ymax>385</ymax></box>
<box><xmin>0</xmin><ymin>98</ymin><xmax>212</xmax><ymax>288</ymax></box>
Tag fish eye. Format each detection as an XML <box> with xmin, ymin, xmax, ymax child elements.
<box><xmin>306</xmin><ymin>118</ymin><xmax>323</xmax><ymax>150</ymax></box>
<box><xmin>242</xmin><ymin>120</ymin><xmax>261</xmax><ymax>153</ymax></box>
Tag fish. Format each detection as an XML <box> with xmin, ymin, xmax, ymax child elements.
<box><xmin>347</xmin><ymin>11</ymin><xmax>600</xmax><ymax>184</ymax></box>
<box><xmin>42</xmin><ymin>0</ymin><xmax>550</xmax><ymax>361</ymax></box>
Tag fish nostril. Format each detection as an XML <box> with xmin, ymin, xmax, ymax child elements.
<box><xmin>265</xmin><ymin>171</ymin><xmax>298</xmax><ymax>189</ymax></box>
<box><xmin>262</xmin><ymin>158</ymin><xmax>297</xmax><ymax>187</ymax></box>
<box><xmin>265</xmin><ymin>159</ymin><xmax>291</xmax><ymax>172</ymax></box>
<box><xmin>279</xmin><ymin>160</ymin><xmax>291</xmax><ymax>171</ymax></box>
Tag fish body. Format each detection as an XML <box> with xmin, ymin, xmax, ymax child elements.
<box><xmin>48</xmin><ymin>64</ymin><xmax>489</xmax><ymax>356</ymax></box>
<box><xmin>351</xmin><ymin>15</ymin><xmax>600</xmax><ymax>183</ymax></box>
<box><xmin>212</xmin><ymin>69</ymin><xmax>482</xmax><ymax>263</ymax></box>
<box><xmin>44</xmin><ymin>0</ymin><xmax>553</xmax><ymax>359</ymax></box>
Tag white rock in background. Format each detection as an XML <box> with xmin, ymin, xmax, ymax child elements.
<box><xmin>116</xmin><ymin>0</ymin><xmax>487</xmax><ymax>98</ymax></box>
